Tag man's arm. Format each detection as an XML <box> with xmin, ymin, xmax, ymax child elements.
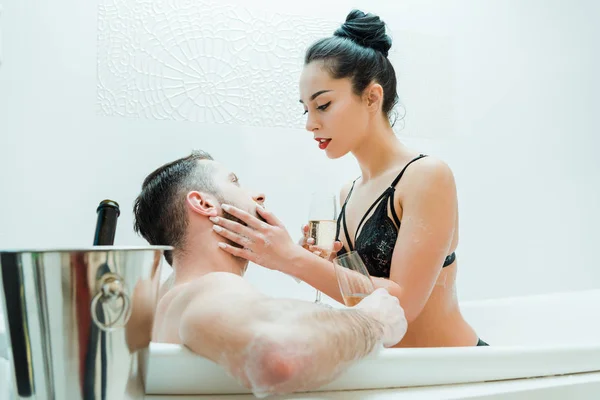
<box><xmin>178</xmin><ymin>274</ymin><xmax>406</xmax><ymax>397</ymax></box>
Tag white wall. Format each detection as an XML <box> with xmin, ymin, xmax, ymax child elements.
<box><xmin>0</xmin><ymin>0</ymin><xmax>599</xmax><ymax>302</ymax></box>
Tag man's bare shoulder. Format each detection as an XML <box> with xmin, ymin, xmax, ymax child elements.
<box><xmin>159</xmin><ymin>272</ymin><xmax>258</xmax><ymax>308</ymax></box>
<box><xmin>154</xmin><ymin>272</ymin><xmax>258</xmax><ymax>342</ymax></box>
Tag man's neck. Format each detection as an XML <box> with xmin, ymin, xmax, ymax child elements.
<box><xmin>171</xmin><ymin>234</ymin><xmax>247</xmax><ymax>285</ymax></box>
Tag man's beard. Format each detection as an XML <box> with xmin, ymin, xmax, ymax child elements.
<box><xmin>220</xmin><ymin>200</ymin><xmax>267</xmax><ymax>252</ymax></box>
<box><xmin>221</xmin><ymin>203</ymin><xmax>266</xmax><ymax>227</ymax></box>
<box><xmin>220</xmin><ymin>204</ymin><xmax>265</xmax><ymax>273</ymax></box>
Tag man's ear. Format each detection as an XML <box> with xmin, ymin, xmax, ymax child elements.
<box><xmin>186</xmin><ymin>191</ymin><xmax>219</xmax><ymax>217</ymax></box>
<box><xmin>363</xmin><ymin>82</ymin><xmax>384</xmax><ymax>113</ymax></box>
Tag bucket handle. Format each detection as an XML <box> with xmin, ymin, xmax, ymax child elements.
<box><xmin>90</xmin><ymin>273</ymin><xmax>132</xmax><ymax>332</ymax></box>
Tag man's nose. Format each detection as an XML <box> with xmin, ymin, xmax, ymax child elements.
<box><xmin>253</xmin><ymin>192</ymin><xmax>266</xmax><ymax>205</ymax></box>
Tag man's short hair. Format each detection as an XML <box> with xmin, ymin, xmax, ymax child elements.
<box><xmin>133</xmin><ymin>150</ymin><xmax>220</xmax><ymax>265</ymax></box>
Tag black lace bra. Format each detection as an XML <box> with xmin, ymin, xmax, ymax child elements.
<box><xmin>335</xmin><ymin>155</ymin><xmax>456</xmax><ymax>278</ymax></box>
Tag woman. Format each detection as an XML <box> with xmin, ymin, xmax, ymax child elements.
<box><xmin>212</xmin><ymin>9</ymin><xmax>486</xmax><ymax>348</ymax></box>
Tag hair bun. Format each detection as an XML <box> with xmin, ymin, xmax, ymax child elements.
<box><xmin>334</xmin><ymin>9</ymin><xmax>392</xmax><ymax>57</ymax></box>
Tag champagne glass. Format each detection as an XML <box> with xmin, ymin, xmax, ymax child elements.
<box><xmin>307</xmin><ymin>192</ymin><xmax>338</xmax><ymax>304</ymax></box>
<box><xmin>333</xmin><ymin>251</ymin><xmax>375</xmax><ymax>306</ymax></box>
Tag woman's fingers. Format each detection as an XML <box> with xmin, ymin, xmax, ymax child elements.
<box><xmin>211</xmin><ymin>216</ymin><xmax>255</xmax><ymax>239</ymax></box>
<box><xmin>256</xmin><ymin>206</ymin><xmax>283</xmax><ymax>227</ymax></box>
<box><xmin>212</xmin><ymin>225</ymin><xmax>252</xmax><ymax>248</ymax></box>
<box><xmin>217</xmin><ymin>242</ymin><xmax>257</xmax><ymax>263</ymax></box>
<box><xmin>308</xmin><ymin>245</ymin><xmax>332</xmax><ymax>259</ymax></box>
<box><xmin>332</xmin><ymin>241</ymin><xmax>343</xmax><ymax>253</ymax></box>
<box><xmin>329</xmin><ymin>241</ymin><xmax>344</xmax><ymax>262</ymax></box>
<box><xmin>299</xmin><ymin>224</ymin><xmax>314</xmax><ymax>248</ymax></box>
<box><xmin>308</xmin><ymin>241</ymin><xmax>344</xmax><ymax>261</ymax></box>
<box><xmin>221</xmin><ymin>204</ymin><xmax>268</xmax><ymax>231</ymax></box>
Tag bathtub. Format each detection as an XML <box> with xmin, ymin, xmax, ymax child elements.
<box><xmin>142</xmin><ymin>289</ymin><xmax>600</xmax><ymax>396</ymax></box>
<box><xmin>2</xmin><ymin>289</ymin><xmax>600</xmax><ymax>398</ymax></box>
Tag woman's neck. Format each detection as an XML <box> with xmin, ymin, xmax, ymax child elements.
<box><xmin>352</xmin><ymin>122</ymin><xmax>409</xmax><ymax>183</ymax></box>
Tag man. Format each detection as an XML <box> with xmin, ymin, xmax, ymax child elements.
<box><xmin>133</xmin><ymin>150</ymin><xmax>407</xmax><ymax>397</ymax></box>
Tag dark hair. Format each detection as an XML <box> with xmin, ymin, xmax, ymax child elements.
<box><xmin>133</xmin><ymin>150</ymin><xmax>219</xmax><ymax>265</ymax></box>
<box><xmin>305</xmin><ymin>9</ymin><xmax>399</xmax><ymax>123</ymax></box>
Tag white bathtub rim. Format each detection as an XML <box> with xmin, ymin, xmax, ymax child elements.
<box><xmin>148</xmin><ymin>341</ymin><xmax>600</xmax><ymax>356</ymax></box>
<box><xmin>143</xmin><ymin>340</ymin><xmax>600</xmax><ymax>395</ymax></box>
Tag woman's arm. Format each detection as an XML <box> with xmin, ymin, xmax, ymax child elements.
<box><xmin>213</xmin><ymin>206</ymin><xmax>404</xmax><ymax>306</ymax></box>
<box><xmin>385</xmin><ymin>158</ymin><xmax>457</xmax><ymax>322</ymax></box>
<box><xmin>212</xmin><ymin>157</ymin><xmax>456</xmax><ymax>323</ymax></box>
<box><xmin>211</xmin><ymin>198</ymin><xmax>404</xmax><ymax>304</ymax></box>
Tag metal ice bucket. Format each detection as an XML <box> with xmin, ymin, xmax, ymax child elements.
<box><xmin>0</xmin><ymin>246</ymin><xmax>172</xmax><ymax>399</ymax></box>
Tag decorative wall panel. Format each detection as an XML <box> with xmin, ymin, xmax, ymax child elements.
<box><xmin>97</xmin><ymin>0</ymin><xmax>337</xmax><ymax>128</ymax></box>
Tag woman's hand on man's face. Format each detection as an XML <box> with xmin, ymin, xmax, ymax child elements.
<box><xmin>210</xmin><ymin>204</ymin><xmax>300</xmax><ymax>272</ymax></box>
